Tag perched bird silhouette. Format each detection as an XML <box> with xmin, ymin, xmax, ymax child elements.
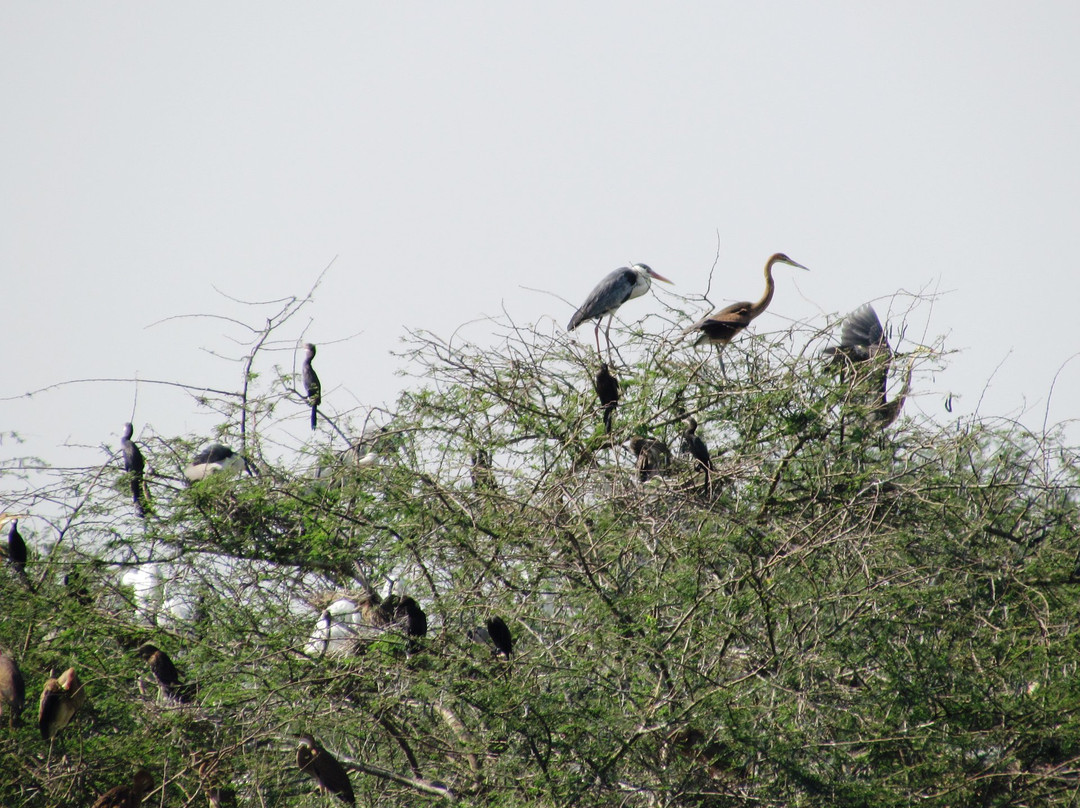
<box><xmin>90</xmin><ymin>768</ymin><xmax>154</xmax><ymax>808</ymax></box>
<box><xmin>568</xmin><ymin>264</ymin><xmax>672</xmax><ymax>356</ymax></box>
<box><xmin>683</xmin><ymin>253</ymin><xmax>808</xmax><ymax>372</ymax></box>
<box><xmin>628</xmin><ymin>437</ymin><xmax>672</xmax><ymax>482</ymax></box>
<box><xmin>302</xmin><ymin>343</ymin><xmax>322</xmax><ymax>431</ymax></box>
<box><xmin>6</xmin><ymin>518</ymin><xmax>28</xmax><ymax>586</ymax></box>
<box><xmin>822</xmin><ymin>304</ymin><xmax>912</xmax><ymax>426</ymax></box>
<box><xmin>0</xmin><ymin>648</ymin><xmax>25</xmax><ymax>728</ymax></box>
<box><xmin>485</xmin><ymin>616</ymin><xmax>514</xmax><ymax>660</ymax></box>
<box><xmin>681</xmin><ymin>417</ymin><xmax>713</xmax><ymax>496</ymax></box>
<box><xmin>369</xmin><ymin>594</ymin><xmax>428</xmax><ymax>641</ymax></box>
<box><xmin>38</xmin><ymin>667</ymin><xmax>86</xmax><ymax>740</ymax></box>
<box><xmin>353</xmin><ymin>564</ymin><xmax>428</xmax><ymax>642</ymax></box>
<box><xmin>137</xmin><ymin>644</ymin><xmax>195</xmax><ymax>703</ymax></box>
<box><xmin>184</xmin><ymin>442</ymin><xmax>245</xmax><ymax>482</ymax></box>
<box><xmin>297</xmin><ymin>735</ymin><xmax>356</xmax><ymax>804</ymax></box>
<box><xmin>120</xmin><ymin>423</ymin><xmax>150</xmax><ymax>518</ymax></box>
<box><xmin>470</xmin><ymin>449</ymin><xmax>499</xmax><ymax>493</ymax></box>
<box><xmin>593</xmin><ymin>363</ymin><xmax>620</xmax><ymax>433</ymax></box>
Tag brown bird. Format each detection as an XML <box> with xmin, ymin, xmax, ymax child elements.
<box><xmin>683</xmin><ymin>253</ymin><xmax>808</xmax><ymax>372</ymax></box>
<box><xmin>822</xmin><ymin>304</ymin><xmax>912</xmax><ymax>426</ymax></box>
<box><xmin>627</xmin><ymin>437</ymin><xmax>672</xmax><ymax>482</ymax></box>
<box><xmin>120</xmin><ymin>423</ymin><xmax>151</xmax><ymax>518</ymax></box>
<box><xmin>302</xmin><ymin>343</ymin><xmax>322</xmax><ymax>431</ymax></box>
<box><xmin>137</xmin><ymin>644</ymin><xmax>195</xmax><ymax>703</ymax></box>
<box><xmin>195</xmin><ymin>751</ymin><xmax>237</xmax><ymax>808</ymax></box>
<box><xmin>0</xmin><ymin>648</ymin><xmax>25</xmax><ymax>728</ymax></box>
<box><xmin>38</xmin><ymin>666</ymin><xmax>86</xmax><ymax>740</ymax></box>
<box><xmin>680</xmin><ymin>417</ymin><xmax>713</xmax><ymax>496</ymax></box>
<box><xmin>91</xmin><ymin>769</ymin><xmax>154</xmax><ymax>808</ymax></box>
<box><xmin>593</xmin><ymin>363</ymin><xmax>620</xmax><ymax>433</ymax></box>
<box><xmin>297</xmin><ymin>735</ymin><xmax>356</xmax><ymax>804</ymax></box>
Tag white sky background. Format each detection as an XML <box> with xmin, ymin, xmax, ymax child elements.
<box><xmin>3</xmin><ymin>3</ymin><xmax>1080</xmax><ymax>478</ymax></box>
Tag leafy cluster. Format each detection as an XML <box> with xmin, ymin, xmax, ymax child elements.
<box><xmin>3</xmin><ymin>303</ymin><xmax>1080</xmax><ymax>807</ymax></box>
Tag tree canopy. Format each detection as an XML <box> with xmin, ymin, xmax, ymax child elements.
<box><xmin>3</xmin><ymin>293</ymin><xmax>1080</xmax><ymax>807</ymax></box>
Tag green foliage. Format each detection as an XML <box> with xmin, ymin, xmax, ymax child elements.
<box><xmin>3</xmin><ymin>306</ymin><xmax>1080</xmax><ymax>807</ymax></box>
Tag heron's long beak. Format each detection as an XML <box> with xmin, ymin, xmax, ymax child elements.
<box><xmin>787</xmin><ymin>260</ymin><xmax>809</xmax><ymax>272</ymax></box>
<box><xmin>648</xmin><ymin>269</ymin><xmax>673</xmax><ymax>284</ymax></box>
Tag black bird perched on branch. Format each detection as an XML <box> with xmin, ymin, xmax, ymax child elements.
<box><xmin>683</xmin><ymin>253</ymin><xmax>808</xmax><ymax>371</ymax></box>
<box><xmin>593</xmin><ymin>363</ymin><xmax>620</xmax><ymax>433</ymax></box>
<box><xmin>137</xmin><ymin>644</ymin><xmax>195</xmax><ymax>703</ymax></box>
<box><xmin>470</xmin><ymin>449</ymin><xmax>499</xmax><ymax>493</ymax></box>
<box><xmin>822</xmin><ymin>304</ymin><xmax>912</xmax><ymax>427</ymax></box>
<box><xmin>371</xmin><ymin>595</ymin><xmax>428</xmax><ymax>641</ymax></box>
<box><xmin>38</xmin><ymin>667</ymin><xmax>86</xmax><ymax>740</ymax></box>
<box><xmin>627</xmin><ymin>437</ymin><xmax>672</xmax><ymax>482</ymax></box>
<box><xmin>681</xmin><ymin>417</ymin><xmax>713</xmax><ymax>495</ymax></box>
<box><xmin>0</xmin><ymin>648</ymin><xmax>25</xmax><ymax>729</ymax></box>
<box><xmin>184</xmin><ymin>442</ymin><xmax>245</xmax><ymax>482</ymax></box>
<box><xmin>568</xmin><ymin>264</ymin><xmax>672</xmax><ymax>356</ymax></box>
<box><xmin>302</xmin><ymin>343</ymin><xmax>321</xmax><ymax>431</ymax></box>
<box><xmin>91</xmin><ymin>769</ymin><xmax>154</xmax><ymax>808</ymax></box>
<box><xmin>485</xmin><ymin>616</ymin><xmax>514</xmax><ymax>660</ymax></box>
<box><xmin>297</xmin><ymin>734</ymin><xmax>356</xmax><ymax>804</ymax></box>
<box><xmin>353</xmin><ymin>563</ymin><xmax>428</xmax><ymax>651</ymax></box>
<box><xmin>5</xmin><ymin>517</ymin><xmax>28</xmax><ymax>584</ymax></box>
<box><xmin>120</xmin><ymin>423</ymin><xmax>150</xmax><ymax>517</ymax></box>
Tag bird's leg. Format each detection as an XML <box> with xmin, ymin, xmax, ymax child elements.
<box><xmin>604</xmin><ymin>316</ymin><xmax>629</xmax><ymax>367</ymax></box>
<box><xmin>715</xmin><ymin>345</ymin><xmax>728</xmax><ymax>379</ymax></box>
<box><xmin>593</xmin><ymin>321</ymin><xmax>603</xmax><ymax>358</ymax></box>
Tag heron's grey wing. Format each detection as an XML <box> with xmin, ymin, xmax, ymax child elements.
<box><xmin>839</xmin><ymin>304</ymin><xmax>887</xmax><ymax>354</ymax></box>
<box><xmin>567</xmin><ymin>268</ymin><xmax>636</xmax><ymax>331</ymax></box>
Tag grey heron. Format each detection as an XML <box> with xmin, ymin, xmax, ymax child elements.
<box><xmin>297</xmin><ymin>735</ymin><xmax>356</xmax><ymax>805</ymax></box>
<box><xmin>302</xmin><ymin>343</ymin><xmax>321</xmax><ymax>431</ymax></box>
<box><xmin>568</xmin><ymin>264</ymin><xmax>672</xmax><ymax>356</ymax></box>
<box><xmin>822</xmin><ymin>303</ymin><xmax>912</xmax><ymax>426</ymax></box>
<box><xmin>593</xmin><ymin>363</ymin><xmax>619</xmax><ymax>433</ymax></box>
<box><xmin>121</xmin><ymin>423</ymin><xmax>150</xmax><ymax>517</ymax></box>
<box><xmin>683</xmin><ymin>253</ymin><xmax>808</xmax><ymax>370</ymax></box>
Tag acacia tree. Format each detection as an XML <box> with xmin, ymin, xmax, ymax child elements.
<box><xmin>2</xmin><ymin>292</ymin><xmax>1080</xmax><ymax>807</ymax></box>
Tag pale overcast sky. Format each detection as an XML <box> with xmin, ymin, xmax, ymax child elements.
<box><xmin>3</xmin><ymin>3</ymin><xmax>1079</xmax><ymax>473</ymax></box>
